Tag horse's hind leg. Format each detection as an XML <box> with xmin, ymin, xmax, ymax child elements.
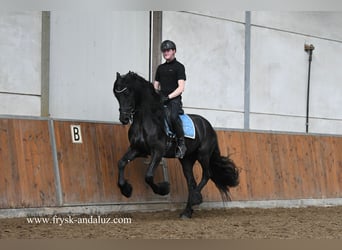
<box><xmin>179</xmin><ymin>155</ymin><xmax>197</xmax><ymax>218</ymax></box>
<box><xmin>145</xmin><ymin>150</ymin><xmax>170</xmax><ymax>196</ymax></box>
<box><xmin>118</xmin><ymin>147</ymin><xmax>139</xmax><ymax>197</ymax></box>
<box><xmin>193</xmin><ymin>154</ymin><xmax>211</xmax><ymax>205</ymax></box>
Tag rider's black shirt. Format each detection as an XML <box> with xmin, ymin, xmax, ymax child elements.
<box><xmin>155</xmin><ymin>58</ymin><xmax>186</xmax><ymax>99</ymax></box>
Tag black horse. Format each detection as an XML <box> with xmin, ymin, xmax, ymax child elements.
<box><xmin>113</xmin><ymin>71</ymin><xmax>239</xmax><ymax>218</ymax></box>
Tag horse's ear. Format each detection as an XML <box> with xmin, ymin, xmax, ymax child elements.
<box><xmin>128</xmin><ymin>71</ymin><xmax>135</xmax><ymax>78</ymax></box>
<box><xmin>116</xmin><ymin>72</ymin><xmax>121</xmax><ymax>79</ymax></box>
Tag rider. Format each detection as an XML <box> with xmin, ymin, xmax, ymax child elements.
<box><xmin>154</xmin><ymin>40</ymin><xmax>187</xmax><ymax>158</ymax></box>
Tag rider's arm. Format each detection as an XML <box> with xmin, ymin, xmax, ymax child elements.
<box><xmin>154</xmin><ymin>81</ymin><xmax>161</xmax><ymax>91</ymax></box>
<box><xmin>168</xmin><ymin>79</ymin><xmax>185</xmax><ymax>99</ymax></box>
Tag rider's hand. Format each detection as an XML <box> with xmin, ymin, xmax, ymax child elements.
<box><xmin>161</xmin><ymin>95</ymin><xmax>170</xmax><ymax>104</ymax></box>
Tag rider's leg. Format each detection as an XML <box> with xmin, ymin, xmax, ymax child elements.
<box><xmin>169</xmin><ymin>100</ymin><xmax>187</xmax><ymax>158</ymax></box>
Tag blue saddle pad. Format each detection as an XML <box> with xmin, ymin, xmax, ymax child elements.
<box><xmin>180</xmin><ymin>114</ymin><xmax>195</xmax><ymax>139</ymax></box>
<box><xmin>165</xmin><ymin>114</ymin><xmax>195</xmax><ymax>139</ymax></box>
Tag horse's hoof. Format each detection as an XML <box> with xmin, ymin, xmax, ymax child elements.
<box><xmin>156</xmin><ymin>182</ymin><xmax>170</xmax><ymax>196</ymax></box>
<box><xmin>180</xmin><ymin>209</ymin><xmax>193</xmax><ymax>219</ymax></box>
<box><xmin>180</xmin><ymin>214</ymin><xmax>191</xmax><ymax>219</ymax></box>
<box><xmin>179</xmin><ymin>212</ymin><xmax>192</xmax><ymax>219</ymax></box>
<box><xmin>119</xmin><ymin>181</ymin><xmax>132</xmax><ymax>198</ymax></box>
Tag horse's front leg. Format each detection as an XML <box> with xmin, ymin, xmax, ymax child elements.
<box><xmin>145</xmin><ymin>150</ymin><xmax>170</xmax><ymax>196</ymax></box>
<box><xmin>118</xmin><ymin>147</ymin><xmax>139</xmax><ymax>197</ymax></box>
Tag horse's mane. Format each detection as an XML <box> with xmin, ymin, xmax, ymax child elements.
<box><xmin>126</xmin><ymin>72</ymin><xmax>154</xmax><ymax>89</ymax></box>
<box><xmin>125</xmin><ymin>72</ymin><xmax>160</xmax><ymax>102</ymax></box>
<box><xmin>124</xmin><ymin>71</ymin><xmax>165</xmax><ymax>121</ymax></box>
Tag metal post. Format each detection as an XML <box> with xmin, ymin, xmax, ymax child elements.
<box><xmin>41</xmin><ymin>11</ymin><xmax>51</xmax><ymax>117</ymax></box>
<box><xmin>48</xmin><ymin>119</ymin><xmax>63</xmax><ymax>206</ymax></box>
<box><xmin>304</xmin><ymin>44</ymin><xmax>315</xmax><ymax>133</ymax></box>
<box><xmin>150</xmin><ymin>11</ymin><xmax>162</xmax><ymax>82</ymax></box>
<box><xmin>244</xmin><ymin>11</ymin><xmax>251</xmax><ymax>130</ymax></box>
<box><xmin>148</xmin><ymin>11</ymin><xmax>152</xmax><ymax>82</ymax></box>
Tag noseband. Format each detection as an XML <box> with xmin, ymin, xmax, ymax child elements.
<box><xmin>119</xmin><ymin>107</ymin><xmax>135</xmax><ymax>122</ymax></box>
<box><xmin>115</xmin><ymin>86</ymin><xmax>135</xmax><ymax>123</ymax></box>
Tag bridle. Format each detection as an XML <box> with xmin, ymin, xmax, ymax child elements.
<box><xmin>114</xmin><ymin>87</ymin><xmax>127</xmax><ymax>94</ymax></box>
<box><xmin>119</xmin><ymin>107</ymin><xmax>135</xmax><ymax>122</ymax></box>
<box><xmin>115</xmin><ymin>86</ymin><xmax>135</xmax><ymax>123</ymax></box>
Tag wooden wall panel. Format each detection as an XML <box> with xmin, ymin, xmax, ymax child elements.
<box><xmin>326</xmin><ymin>137</ymin><xmax>342</xmax><ymax>197</ymax></box>
<box><xmin>0</xmin><ymin>119</ymin><xmax>56</xmax><ymax>208</ymax></box>
<box><xmin>54</xmin><ymin>121</ymin><xmax>166</xmax><ymax>205</ymax></box>
<box><xmin>167</xmin><ymin>130</ymin><xmax>342</xmax><ymax>203</ymax></box>
<box><xmin>166</xmin><ymin>158</ymin><xmax>187</xmax><ymax>202</ymax></box>
<box><xmin>279</xmin><ymin>135</ymin><xmax>298</xmax><ymax>199</ymax></box>
<box><xmin>0</xmin><ymin>118</ymin><xmax>341</xmax><ymax>209</ymax></box>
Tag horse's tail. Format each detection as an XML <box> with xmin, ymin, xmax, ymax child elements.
<box><xmin>209</xmin><ymin>144</ymin><xmax>239</xmax><ymax>200</ymax></box>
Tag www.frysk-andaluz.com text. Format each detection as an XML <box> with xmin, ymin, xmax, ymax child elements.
<box><xmin>26</xmin><ymin>215</ymin><xmax>132</xmax><ymax>226</ymax></box>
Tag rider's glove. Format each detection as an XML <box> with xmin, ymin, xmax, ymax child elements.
<box><xmin>161</xmin><ymin>95</ymin><xmax>170</xmax><ymax>104</ymax></box>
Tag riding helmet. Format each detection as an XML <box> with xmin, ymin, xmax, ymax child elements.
<box><xmin>160</xmin><ymin>40</ymin><xmax>176</xmax><ymax>52</ymax></box>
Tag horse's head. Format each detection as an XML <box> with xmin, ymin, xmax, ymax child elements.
<box><xmin>113</xmin><ymin>72</ymin><xmax>135</xmax><ymax>125</ymax></box>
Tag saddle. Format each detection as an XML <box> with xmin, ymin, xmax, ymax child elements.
<box><xmin>164</xmin><ymin>114</ymin><xmax>195</xmax><ymax>139</ymax></box>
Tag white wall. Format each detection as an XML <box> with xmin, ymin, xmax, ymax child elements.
<box><xmin>163</xmin><ymin>11</ymin><xmax>342</xmax><ymax>135</ymax></box>
<box><xmin>0</xmin><ymin>12</ymin><xmax>41</xmax><ymax>116</ymax></box>
<box><xmin>1</xmin><ymin>11</ymin><xmax>341</xmax><ymax>135</ymax></box>
<box><xmin>250</xmin><ymin>11</ymin><xmax>342</xmax><ymax>134</ymax></box>
<box><xmin>309</xmin><ymin>38</ymin><xmax>342</xmax><ymax>134</ymax></box>
<box><xmin>249</xmin><ymin>26</ymin><xmax>309</xmax><ymax>132</ymax></box>
<box><xmin>162</xmin><ymin>11</ymin><xmax>246</xmax><ymax>129</ymax></box>
<box><xmin>49</xmin><ymin>11</ymin><xmax>150</xmax><ymax>121</ymax></box>
<box><xmin>252</xmin><ymin>12</ymin><xmax>342</xmax><ymax>41</ymax></box>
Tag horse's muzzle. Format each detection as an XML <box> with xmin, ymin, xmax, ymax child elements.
<box><xmin>120</xmin><ymin>115</ymin><xmax>130</xmax><ymax>125</ymax></box>
<box><xmin>119</xmin><ymin>108</ymin><xmax>134</xmax><ymax>125</ymax></box>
